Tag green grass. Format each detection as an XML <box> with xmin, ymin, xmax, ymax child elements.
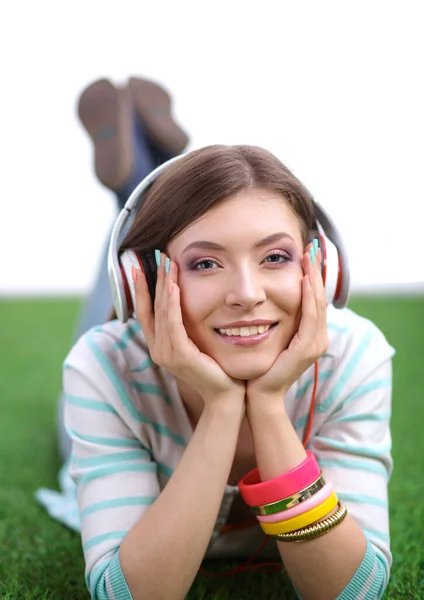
<box><xmin>0</xmin><ymin>296</ymin><xmax>423</xmax><ymax>599</ymax></box>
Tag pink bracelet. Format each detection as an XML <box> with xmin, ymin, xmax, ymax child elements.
<box><xmin>238</xmin><ymin>451</ymin><xmax>320</xmax><ymax>506</ymax></box>
<box><xmin>256</xmin><ymin>480</ymin><xmax>334</xmax><ymax>523</ymax></box>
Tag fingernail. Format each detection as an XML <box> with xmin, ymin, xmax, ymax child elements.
<box><xmin>154</xmin><ymin>249</ymin><xmax>161</xmax><ymax>267</ymax></box>
<box><xmin>313</xmin><ymin>238</ymin><xmax>319</xmax><ymax>256</ymax></box>
<box><xmin>309</xmin><ymin>247</ymin><xmax>315</xmax><ymax>265</ymax></box>
<box><xmin>165</xmin><ymin>257</ymin><xmax>170</xmax><ymax>274</ymax></box>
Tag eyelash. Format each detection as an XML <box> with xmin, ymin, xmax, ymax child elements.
<box><xmin>190</xmin><ymin>251</ymin><xmax>291</xmax><ymax>271</ymax></box>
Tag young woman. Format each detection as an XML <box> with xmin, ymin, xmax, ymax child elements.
<box><xmin>62</xmin><ymin>142</ymin><xmax>395</xmax><ymax>600</ymax></box>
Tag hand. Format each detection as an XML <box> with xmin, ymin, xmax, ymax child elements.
<box><xmin>132</xmin><ymin>253</ymin><xmax>246</xmax><ymax>406</ymax></box>
<box><xmin>246</xmin><ymin>243</ymin><xmax>328</xmax><ymax>402</ymax></box>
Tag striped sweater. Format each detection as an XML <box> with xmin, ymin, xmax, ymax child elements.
<box><xmin>63</xmin><ymin>305</ymin><xmax>395</xmax><ymax>599</ymax></box>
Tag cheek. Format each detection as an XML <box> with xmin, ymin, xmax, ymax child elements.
<box><xmin>178</xmin><ymin>278</ymin><xmax>216</xmax><ymax>331</ymax></box>
<box><xmin>271</xmin><ymin>273</ymin><xmax>303</xmax><ymax>310</ymax></box>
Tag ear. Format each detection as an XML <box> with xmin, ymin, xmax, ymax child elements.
<box><xmin>119</xmin><ymin>250</ymin><xmax>144</xmax><ymax>316</ymax></box>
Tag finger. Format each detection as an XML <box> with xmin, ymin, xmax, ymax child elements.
<box><xmin>314</xmin><ymin>248</ymin><xmax>329</xmax><ymax>345</ymax></box>
<box><xmin>309</xmin><ymin>248</ymin><xmax>328</xmax><ymax>325</ymax></box>
<box><xmin>157</xmin><ymin>255</ymin><xmax>178</xmax><ymax>358</ymax></box>
<box><xmin>155</xmin><ymin>252</ymin><xmax>173</xmax><ymax>354</ymax></box>
<box><xmin>298</xmin><ymin>273</ymin><xmax>318</xmax><ymax>345</ymax></box>
<box><xmin>154</xmin><ymin>251</ymin><xmax>167</xmax><ymax>315</ymax></box>
<box><xmin>299</xmin><ymin>244</ymin><xmax>317</xmax><ymax>336</ymax></box>
<box><xmin>166</xmin><ymin>276</ymin><xmax>191</xmax><ymax>355</ymax></box>
<box><xmin>304</xmin><ymin>247</ymin><xmax>328</xmax><ymax>354</ymax></box>
<box><xmin>132</xmin><ymin>266</ymin><xmax>155</xmax><ymax>347</ymax></box>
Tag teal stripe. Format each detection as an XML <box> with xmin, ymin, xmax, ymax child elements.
<box><xmin>318</xmin><ymin>457</ymin><xmax>388</xmax><ymax>477</ymax></box>
<box><xmin>373</xmin><ymin>546</ymin><xmax>390</xmax><ymax>587</ymax></box>
<box><xmin>87</xmin><ymin>333</ymin><xmax>186</xmax><ymax>446</ymax></box>
<box><xmin>151</xmin><ymin>423</ymin><xmax>185</xmax><ymax>446</ymax></box>
<box><xmin>72</xmin><ymin>449</ymin><xmax>151</xmax><ymax>468</ymax></box>
<box><xmin>331</xmin><ymin>411</ymin><xmax>391</xmax><ymax>424</ymax></box>
<box><xmin>81</xmin><ymin>496</ymin><xmax>156</xmax><ymax>518</ymax></box>
<box><xmin>129</xmin><ymin>356</ymin><xmax>154</xmax><ymax>372</ymax></box>
<box><xmin>157</xmin><ymin>461</ymin><xmax>174</xmax><ymax>478</ymax></box>
<box><xmin>342</xmin><ymin>378</ymin><xmax>392</xmax><ymax>407</ymax></box>
<box><xmin>114</xmin><ymin>322</ymin><xmax>142</xmax><ymax>350</ymax></box>
<box><xmin>109</xmin><ymin>550</ymin><xmax>133</xmax><ymax>599</ymax></box>
<box><xmin>338</xmin><ymin>492</ymin><xmax>388</xmax><ymax>509</ymax></box>
<box><xmin>295</xmin><ymin>369</ymin><xmax>333</xmax><ymax>398</ymax></box>
<box><xmin>87</xmin><ymin>559</ymin><xmax>110</xmax><ymax>598</ymax></box>
<box><xmin>67</xmin><ymin>427</ymin><xmax>141</xmax><ymax>448</ymax></box>
<box><xmin>363</xmin><ymin>528</ymin><xmax>390</xmax><ymax>543</ymax></box>
<box><xmin>80</xmin><ymin>462</ymin><xmax>156</xmax><ymax>485</ymax></box>
<box><xmin>84</xmin><ymin>532</ymin><xmax>127</xmax><ymax>551</ymax></box>
<box><xmin>63</xmin><ymin>362</ymin><xmax>72</xmax><ymax>370</ymax></box>
<box><xmin>128</xmin><ymin>381</ymin><xmax>172</xmax><ymax>405</ymax></box>
<box><xmin>64</xmin><ymin>393</ymin><xmax>119</xmax><ymax>415</ymax></box>
<box><xmin>317</xmin><ymin>436</ymin><xmax>391</xmax><ymax>457</ymax></box>
<box><xmin>319</xmin><ymin>328</ymin><xmax>374</xmax><ymax>413</ymax></box>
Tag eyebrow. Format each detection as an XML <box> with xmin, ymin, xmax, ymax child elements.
<box><xmin>181</xmin><ymin>232</ymin><xmax>295</xmax><ymax>255</ymax></box>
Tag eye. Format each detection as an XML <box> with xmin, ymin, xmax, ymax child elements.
<box><xmin>190</xmin><ymin>258</ymin><xmax>220</xmax><ymax>270</ymax></box>
<box><xmin>263</xmin><ymin>251</ymin><xmax>291</xmax><ymax>265</ymax></box>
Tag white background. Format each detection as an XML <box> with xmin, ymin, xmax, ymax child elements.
<box><xmin>1</xmin><ymin>0</ymin><xmax>423</xmax><ymax>296</ymax></box>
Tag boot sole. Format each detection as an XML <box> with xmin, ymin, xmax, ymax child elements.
<box><xmin>128</xmin><ymin>77</ymin><xmax>189</xmax><ymax>154</ymax></box>
<box><xmin>77</xmin><ymin>79</ymin><xmax>133</xmax><ymax>189</ymax></box>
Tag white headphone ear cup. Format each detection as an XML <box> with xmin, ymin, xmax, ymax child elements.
<box><xmin>120</xmin><ymin>250</ymin><xmax>141</xmax><ymax>316</ymax></box>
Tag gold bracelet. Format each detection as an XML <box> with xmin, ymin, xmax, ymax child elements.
<box><xmin>273</xmin><ymin>501</ymin><xmax>348</xmax><ymax>542</ymax></box>
<box><xmin>251</xmin><ymin>475</ymin><xmax>326</xmax><ymax>516</ymax></box>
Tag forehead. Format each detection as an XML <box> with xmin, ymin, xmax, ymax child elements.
<box><xmin>169</xmin><ymin>188</ymin><xmax>304</xmax><ymax>251</ymax></box>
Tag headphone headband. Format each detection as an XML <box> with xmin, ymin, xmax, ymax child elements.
<box><xmin>108</xmin><ymin>152</ymin><xmax>350</xmax><ymax>322</ymax></box>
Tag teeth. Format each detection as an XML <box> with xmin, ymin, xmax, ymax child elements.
<box><xmin>218</xmin><ymin>324</ymin><xmax>272</xmax><ymax>337</ymax></box>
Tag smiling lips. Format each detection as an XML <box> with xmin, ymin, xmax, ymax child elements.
<box><xmin>215</xmin><ymin>322</ymin><xmax>278</xmax><ymax>346</ymax></box>
<box><xmin>218</xmin><ymin>323</ymin><xmax>273</xmax><ymax>337</ymax></box>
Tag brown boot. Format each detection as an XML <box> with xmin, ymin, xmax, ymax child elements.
<box><xmin>128</xmin><ymin>76</ymin><xmax>189</xmax><ymax>155</ymax></box>
<box><xmin>77</xmin><ymin>78</ymin><xmax>134</xmax><ymax>190</ymax></box>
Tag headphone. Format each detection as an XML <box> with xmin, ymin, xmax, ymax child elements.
<box><xmin>108</xmin><ymin>153</ymin><xmax>350</xmax><ymax>323</ymax></box>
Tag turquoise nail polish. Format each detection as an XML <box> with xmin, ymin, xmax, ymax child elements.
<box><xmin>155</xmin><ymin>249</ymin><xmax>161</xmax><ymax>267</ymax></box>
<box><xmin>165</xmin><ymin>257</ymin><xmax>170</xmax><ymax>274</ymax></box>
<box><xmin>313</xmin><ymin>238</ymin><xmax>319</xmax><ymax>256</ymax></box>
<box><xmin>309</xmin><ymin>247</ymin><xmax>315</xmax><ymax>264</ymax></box>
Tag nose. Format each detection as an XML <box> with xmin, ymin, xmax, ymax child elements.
<box><xmin>224</xmin><ymin>265</ymin><xmax>266</xmax><ymax>309</ymax></box>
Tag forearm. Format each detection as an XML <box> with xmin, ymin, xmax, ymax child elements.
<box><xmin>119</xmin><ymin>399</ymin><xmax>244</xmax><ymax>600</ymax></box>
<box><xmin>247</xmin><ymin>398</ymin><xmax>367</xmax><ymax>600</ymax></box>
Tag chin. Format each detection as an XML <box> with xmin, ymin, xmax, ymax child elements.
<box><xmin>218</xmin><ymin>358</ymin><xmax>276</xmax><ymax>381</ymax></box>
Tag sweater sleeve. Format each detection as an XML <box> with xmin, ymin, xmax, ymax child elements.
<box><xmin>64</xmin><ymin>328</ymin><xmax>161</xmax><ymax>600</ymax></box>
<box><xmin>308</xmin><ymin>322</ymin><xmax>394</xmax><ymax>599</ymax></box>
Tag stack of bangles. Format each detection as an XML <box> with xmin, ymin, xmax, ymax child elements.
<box><xmin>238</xmin><ymin>451</ymin><xmax>348</xmax><ymax>542</ymax></box>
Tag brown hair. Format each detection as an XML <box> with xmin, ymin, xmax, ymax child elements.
<box><xmin>120</xmin><ymin>144</ymin><xmax>317</xmax><ymax>256</ymax></box>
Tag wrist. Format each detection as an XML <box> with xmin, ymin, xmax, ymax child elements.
<box><xmin>246</xmin><ymin>393</ymin><xmax>286</xmax><ymax>416</ymax></box>
<box><xmin>203</xmin><ymin>395</ymin><xmax>245</xmax><ymax>422</ymax></box>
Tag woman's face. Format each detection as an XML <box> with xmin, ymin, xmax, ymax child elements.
<box><xmin>167</xmin><ymin>188</ymin><xmax>306</xmax><ymax>380</ymax></box>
